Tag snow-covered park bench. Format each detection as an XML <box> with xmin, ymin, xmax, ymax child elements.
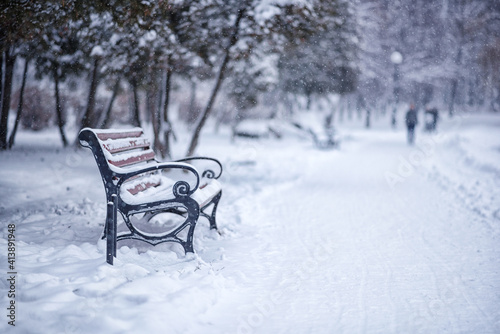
<box><xmin>78</xmin><ymin>128</ymin><xmax>222</xmax><ymax>265</ymax></box>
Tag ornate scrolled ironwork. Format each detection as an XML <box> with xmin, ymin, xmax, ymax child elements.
<box><xmin>202</xmin><ymin>169</ymin><xmax>216</xmax><ymax>179</ymax></box>
<box><xmin>173</xmin><ymin>180</ymin><xmax>191</xmax><ymax>197</ymax></box>
<box><xmin>176</xmin><ymin>157</ymin><xmax>223</xmax><ymax>180</ymax></box>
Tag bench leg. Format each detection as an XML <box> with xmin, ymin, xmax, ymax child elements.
<box><xmin>180</xmin><ymin>200</ymin><xmax>200</xmax><ymax>253</ymax></box>
<box><xmin>201</xmin><ymin>191</ymin><xmax>222</xmax><ymax>230</ymax></box>
<box><xmin>182</xmin><ymin>222</ymin><xmax>196</xmax><ymax>253</ymax></box>
<box><xmin>105</xmin><ymin>194</ymin><xmax>118</xmax><ymax>265</ymax></box>
<box><xmin>112</xmin><ymin>194</ymin><xmax>118</xmax><ymax>257</ymax></box>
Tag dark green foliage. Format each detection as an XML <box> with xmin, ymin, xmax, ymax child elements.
<box><xmin>277</xmin><ymin>0</ymin><xmax>358</xmax><ymax>102</ymax></box>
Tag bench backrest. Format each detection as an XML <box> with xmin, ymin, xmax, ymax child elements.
<box><xmin>96</xmin><ymin>129</ymin><xmax>155</xmax><ymax>168</ymax></box>
<box><xmin>79</xmin><ymin>128</ymin><xmax>161</xmax><ymax>195</ymax></box>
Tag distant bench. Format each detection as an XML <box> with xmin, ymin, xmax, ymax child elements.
<box><xmin>79</xmin><ymin>127</ymin><xmax>223</xmax><ymax>265</ymax></box>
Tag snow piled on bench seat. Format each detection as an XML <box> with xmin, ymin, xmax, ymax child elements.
<box><xmin>120</xmin><ymin>173</ymin><xmax>221</xmax><ymax>208</ymax></box>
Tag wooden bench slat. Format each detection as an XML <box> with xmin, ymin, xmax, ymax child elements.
<box><xmin>97</xmin><ymin>130</ymin><xmax>143</xmax><ymax>141</ymax></box>
<box><xmin>126</xmin><ymin>181</ymin><xmax>162</xmax><ymax>195</ymax></box>
<box><xmin>102</xmin><ymin>138</ymin><xmax>150</xmax><ymax>154</ymax></box>
<box><xmin>108</xmin><ymin>150</ymin><xmax>156</xmax><ymax>167</ymax></box>
<box><xmin>122</xmin><ymin>172</ymin><xmax>162</xmax><ymax>195</ymax></box>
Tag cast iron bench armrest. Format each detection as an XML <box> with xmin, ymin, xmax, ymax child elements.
<box><xmin>115</xmin><ymin>162</ymin><xmax>201</xmax><ymax>197</ymax></box>
<box><xmin>175</xmin><ymin>157</ymin><xmax>223</xmax><ymax>180</ymax></box>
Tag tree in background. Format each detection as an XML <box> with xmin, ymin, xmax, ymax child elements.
<box><xmin>186</xmin><ymin>1</ymin><xmax>248</xmax><ymax>156</ymax></box>
<box><xmin>7</xmin><ymin>53</ymin><xmax>30</xmax><ymax>149</ymax></box>
<box><xmin>2</xmin><ymin>0</ymin><xmax>500</xmax><ymax>152</ymax></box>
<box><xmin>186</xmin><ymin>0</ymin><xmax>358</xmax><ymax>155</ymax></box>
<box><xmin>78</xmin><ymin>10</ymin><xmax>115</xmax><ymax>130</ymax></box>
<box><xmin>0</xmin><ymin>1</ymin><xmax>41</xmax><ymax>150</ymax></box>
<box><xmin>33</xmin><ymin>15</ymin><xmax>85</xmax><ymax>147</ymax></box>
<box><xmin>479</xmin><ymin>38</ymin><xmax>500</xmax><ymax>112</ymax></box>
<box><xmin>277</xmin><ymin>0</ymin><xmax>358</xmax><ymax>124</ymax></box>
<box><xmin>351</xmin><ymin>0</ymin><xmax>500</xmax><ymax>122</ymax></box>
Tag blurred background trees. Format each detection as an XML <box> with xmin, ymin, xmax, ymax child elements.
<box><xmin>1</xmin><ymin>0</ymin><xmax>499</xmax><ymax>152</ymax></box>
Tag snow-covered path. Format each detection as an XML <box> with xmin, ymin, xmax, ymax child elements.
<box><xmin>1</xmin><ymin>114</ymin><xmax>499</xmax><ymax>333</ymax></box>
<box><xmin>213</xmin><ymin>120</ymin><xmax>500</xmax><ymax>333</ymax></box>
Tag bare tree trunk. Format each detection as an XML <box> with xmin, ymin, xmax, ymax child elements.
<box><xmin>8</xmin><ymin>58</ymin><xmax>29</xmax><ymax>149</ymax></box>
<box><xmin>189</xmin><ymin>80</ymin><xmax>197</xmax><ymax>115</ymax></box>
<box><xmin>449</xmin><ymin>79</ymin><xmax>458</xmax><ymax>117</ymax></box>
<box><xmin>146</xmin><ymin>83</ymin><xmax>164</xmax><ymax>156</ymax></box>
<box><xmin>448</xmin><ymin>1</ymin><xmax>465</xmax><ymax>117</ymax></box>
<box><xmin>100</xmin><ymin>77</ymin><xmax>120</xmax><ymax>128</ymax></box>
<box><xmin>149</xmin><ymin>74</ymin><xmax>164</xmax><ymax>157</ymax></box>
<box><xmin>306</xmin><ymin>93</ymin><xmax>312</xmax><ymax>110</ymax></box>
<box><xmin>339</xmin><ymin>97</ymin><xmax>345</xmax><ymax>123</ymax></box>
<box><xmin>130</xmin><ymin>78</ymin><xmax>141</xmax><ymax>127</ymax></box>
<box><xmin>81</xmin><ymin>57</ymin><xmax>100</xmax><ymax>129</ymax></box>
<box><xmin>53</xmin><ymin>64</ymin><xmax>68</xmax><ymax>147</ymax></box>
<box><xmin>151</xmin><ymin>96</ymin><xmax>164</xmax><ymax>157</ymax></box>
<box><xmin>152</xmin><ymin>70</ymin><xmax>164</xmax><ymax>156</ymax></box>
<box><xmin>162</xmin><ymin>58</ymin><xmax>173</xmax><ymax>159</ymax></box>
<box><xmin>0</xmin><ymin>51</ymin><xmax>3</xmax><ymax>109</ymax></box>
<box><xmin>0</xmin><ymin>48</ymin><xmax>16</xmax><ymax>150</ymax></box>
<box><xmin>186</xmin><ymin>7</ymin><xmax>246</xmax><ymax>157</ymax></box>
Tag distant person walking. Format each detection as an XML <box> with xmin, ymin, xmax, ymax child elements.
<box><xmin>405</xmin><ymin>104</ymin><xmax>418</xmax><ymax>145</ymax></box>
<box><xmin>424</xmin><ymin>106</ymin><xmax>439</xmax><ymax>132</ymax></box>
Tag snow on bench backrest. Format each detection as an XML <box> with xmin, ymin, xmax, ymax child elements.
<box><xmin>95</xmin><ymin>129</ymin><xmax>155</xmax><ymax>168</ymax></box>
<box><xmin>93</xmin><ymin>128</ymin><xmax>161</xmax><ymax>195</ymax></box>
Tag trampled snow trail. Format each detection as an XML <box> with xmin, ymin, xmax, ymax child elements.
<box><xmin>211</xmin><ymin>124</ymin><xmax>500</xmax><ymax>333</ymax></box>
<box><xmin>1</xmin><ymin>115</ymin><xmax>499</xmax><ymax>334</ymax></box>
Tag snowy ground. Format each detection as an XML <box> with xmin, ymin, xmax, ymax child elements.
<box><xmin>1</xmin><ymin>112</ymin><xmax>500</xmax><ymax>333</ymax></box>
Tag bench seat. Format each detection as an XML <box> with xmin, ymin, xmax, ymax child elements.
<box><xmin>120</xmin><ymin>175</ymin><xmax>222</xmax><ymax>208</ymax></box>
